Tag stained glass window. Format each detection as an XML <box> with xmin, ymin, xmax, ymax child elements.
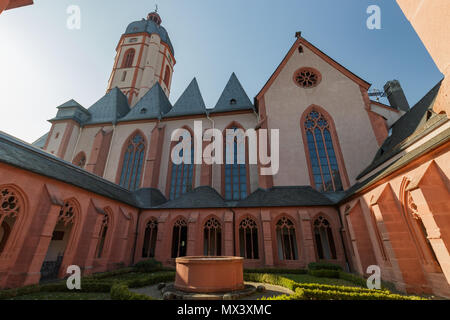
<box><xmin>169</xmin><ymin>133</ymin><xmax>194</xmax><ymax>200</ymax></box>
<box><xmin>304</xmin><ymin>110</ymin><xmax>343</xmax><ymax>192</ymax></box>
<box><xmin>224</xmin><ymin>127</ymin><xmax>248</xmax><ymax>200</ymax></box>
<box><xmin>119</xmin><ymin>133</ymin><xmax>146</xmax><ymax>191</ymax></box>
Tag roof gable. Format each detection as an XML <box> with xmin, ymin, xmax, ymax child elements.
<box><xmin>86</xmin><ymin>87</ymin><xmax>130</xmax><ymax>125</ymax></box>
<box><xmin>209</xmin><ymin>73</ymin><xmax>254</xmax><ymax>114</ymax></box>
<box><xmin>119</xmin><ymin>82</ymin><xmax>172</xmax><ymax>122</ymax></box>
<box><xmin>163</xmin><ymin>78</ymin><xmax>207</xmax><ymax>118</ymax></box>
<box><xmin>256</xmin><ymin>36</ymin><xmax>371</xmax><ymax>100</ymax></box>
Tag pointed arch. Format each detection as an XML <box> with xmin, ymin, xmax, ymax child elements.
<box><xmin>142</xmin><ymin>217</ymin><xmax>158</xmax><ymax>258</ymax></box>
<box><xmin>238</xmin><ymin>215</ymin><xmax>259</xmax><ymax>259</ymax></box>
<box><xmin>95</xmin><ymin>207</ymin><xmax>113</xmax><ymax>259</ymax></box>
<box><xmin>72</xmin><ymin>151</ymin><xmax>87</xmax><ymax>169</ymax></box>
<box><xmin>116</xmin><ymin>130</ymin><xmax>147</xmax><ymax>191</ymax></box>
<box><xmin>0</xmin><ymin>185</ymin><xmax>26</xmax><ymax>257</ymax></box>
<box><xmin>166</xmin><ymin>126</ymin><xmax>196</xmax><ymax>200</ymax></box>
<box><xmin>122</xmin><ymin>48</ymin><xmax>136</xmax><ymax>68</ymax></box>
<box><xmin>171</xmin><ymin>216</ymin><xmax>188</xmax><ymax>258</ymax></box>
<box><xmin>300</xmin><ymin>105</ymin><xmax>349</xmax><ymax>192</ymax></box>
<box><xmin>203</xmin><ymin>216</ymin><xmax>222</xmax><ymax>256</ymax></box>
<box><xmin>163</xmin><ymin>65</ymin><xmax>171</xmax><ymax>87</ymax></box>
<box><xmin>222</xmin><ymin>121</ymin><xmax>250</xmax><ymax>200</ymax></box>
<box><xmin>275</xmin><ymin>215</ymin><xmax>299</xmax><ymax>261</ymax></box>
<box><xmin>312</xmin><ymin>213</ymin><xmax>337</xmax><ymax>260</ymax></box>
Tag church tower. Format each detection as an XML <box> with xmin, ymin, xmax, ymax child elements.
<box><xmin>107</xmin><ymin>10</ymin><xmax>175</xmax><ymax>107</ymax></box>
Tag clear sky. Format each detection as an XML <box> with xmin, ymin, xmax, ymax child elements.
<box><xmin>0</xmin><ymin>0</ymin><xmax>443</xmax><ymax>143</ymax></box>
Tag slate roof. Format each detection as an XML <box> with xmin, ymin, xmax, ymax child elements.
<box><xmin>85</xmin><ymin>88</ymin><xmax>130</xmax><ymax>125</ymax></box>
<box><xmin>357</xmin><ymin>81</ymin><xmax>446</xmax><ymax>179</ymax></box>
<box><xmin>208</xmin><ymin>73</ymin><xmax>255</xmax><ymax>114</ymax></box>
<box><xmin>119</xmin><ymin>83</ymin><xmax>172</xmax><ymax>122</ymax></box>
<box><xmin>125</xmin><ymin>18</ymin><xmax>174</xmax><ymax>55</ymax></box>
<box><xmin>156</xmin><ymin>186</ymin><xmax>228</xmax><ymax>209</ymax></box>
<box><xmin>163</xmin><ymin>78</ymin><xmax>207</xmax><ymax>118</ymax></box>
<box><xmin>235</xmin><ymin>186</ymin><xmax>335</xmax><ymax>207</ymax></box>
<box><xmin>32</xmin><ymin>132</ymin><xmax>49</xmax><ymax>149</ymax></box>
<box><xmin>132</xmin><ymin>188</ymin><xmax>167</xmax><ymax>208</ymax></box>
<box><xmin>0</xmin><ymin>131</ymin><xmax>137</xmax><ymax>207</ymax></box>
<box><xmin>49</xmin><ymin>99</ymin><xmax>91</xmax><ymax>124</ymax></box>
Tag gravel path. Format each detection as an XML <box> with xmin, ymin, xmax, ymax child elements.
<box><xmin>130</xmin><ymin>282</ymin><xmax>294</xmax><ymax>300</ymax></box>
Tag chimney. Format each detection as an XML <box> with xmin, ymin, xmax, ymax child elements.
<box><xmin>383</xmin><ymin>80</ymin><xmax>410</xmax><ymax>112</ymax></box>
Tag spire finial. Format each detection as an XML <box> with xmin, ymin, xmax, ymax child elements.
<box><xmin>155</xmin><ymin>4</ymin><xmax>158</xmax><ymax>13</ymax></box>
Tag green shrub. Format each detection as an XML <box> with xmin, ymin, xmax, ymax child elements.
<box><xmin>308</xmin><ymin>262</ymin><xmax>343</xmax><ymax>271</ymax></box>
<box><xmin>308</xmin><ymin>269</ymin><xmax>340</xmax><ymax>278</ymax></box>
<box><xmin>133</xmin><ymin>259</ymin><xmax>163</xmax><ymax>273</ymax></box>
<box><xmin>245</xmin><ymin>268</ymin><xmax>307</xmax><ymax>275</ymax></box>
<box><xmin>87</xmin><ymin>267</ymin><xmax>134</xmax><ymax>280</ymax></box>
<box><xmin>110</xmin><ymin>283</ymin><xmax>153</xmax><ymax>300</ymax></box>
<box><xmin>126</xmin><ymin>272</ymin><xmax>175</xmax><ymax>288</ymax></box>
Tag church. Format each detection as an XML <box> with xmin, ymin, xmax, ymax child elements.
<box><xmin>0</xmin><ymin>8</ymin><xmax>449</xmax><ymax>298</ymax></box>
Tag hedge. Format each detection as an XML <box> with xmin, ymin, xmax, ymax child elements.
<box><xmin>246</xmin><ymin>273</ymin><xmax>426</xmax><ymax>300</ymax></box>
<box><xmin>133</xmin><ymin>259</ymin><xmax>163</xmax><ymax>273</ymax></box>
<box><xmin>110</xmin><ymin>283</ymin><xmax>153</xmax><ymax>300</ymax></box>
<box><xmin>245</xmin><ymin>268</ymin><xmax>307</xmax><ymax>275</ymax></box>
<box><xmin>307</xmin><ymin>262</ymin><xmax>343</xmax><ymax>271</ymax></box>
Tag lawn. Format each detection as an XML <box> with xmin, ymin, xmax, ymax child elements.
<box><xmin>280</xmin><ymin>273</ymin><xmax>362</xmax><ymax>287</ymax></box>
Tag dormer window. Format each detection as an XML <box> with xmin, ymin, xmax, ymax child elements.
<box><xmin>230</xmin><ymin>99</ymin><xmax>237</xmax><ymax>105</ymax></box>
<box><xmin>140</xmin><ymin>108</ymin><xmax>147</xmax><ymax>114</ymax></box>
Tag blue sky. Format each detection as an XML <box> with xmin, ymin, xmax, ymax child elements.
<box><xmin>0</xmin><ymin>0</ymin><xmax>443</xmax><ymax>143</ymax></box>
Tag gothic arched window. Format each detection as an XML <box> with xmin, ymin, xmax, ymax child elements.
<box><xmin>171</xmin><ymin>219</ymin><xmax>188</xmax><ymax>258</ymax></box>
<box><xmin>304</xmin><ymin>110</ymin><xmax>343</xmax><ymax>192</ymax></box>
<box><xmin>163</xmin><ymin>65</ymin><xmax>171</xmax><ymax>87</ymax></box>
<box><xmin>0</xmin><ymin>187</ymin><xmax>22</xmax><ymax>255</ymax></box>
<box><xmin>96</xmin><ymin>211</ymin><xmax>110</xmax><ymax>259</ymax></box>
<box><xmin>276</xmin><ymin>217</ymin><xmax>298</xmax><ymax>260</ymax></box>
<box><xmin>142</xmin><ymin>218</ymin><xmax>158</xmax><ymax>258</ymax></box>
<box><xmin>313</xmin><ymin>216</ymin><xmax>337</xmax><ymax>260</ymax></box>
<box><xmin>122</xmin><ymin>48</ymin><xmax>135</xmax><ymax>68</ymax></box>
<box><xmin>224</xmin><ymin>126</ymin><xmax>248</xmax><ymax>201</ymax></box>
<box><xmin>119</xmin><ymin>133</ymin><xmax>146</xmax><ymax>191</ymax></box>
<box><xmin>239</xmin><ymin>217</ymin><xmax>259</xmax><ymax>259</ymax></box>
<box><xmin>204</xmin><ymin>217</ymin><xmax>222</xmax><ymax>256</ymax></box>
<box><xmin>168</xmin><ymin>130</ymin><xmax>195</xmax><ymax>200</ymax></box>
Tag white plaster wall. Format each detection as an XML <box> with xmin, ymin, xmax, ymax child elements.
<box><xmin>371</xmin><ymin>103</ymin><xmax>405</xmax><ymax>128</ymax></box>
<box><xmin>46</xmin><ymin>123</ymin><xmax>67</xmax><ymax>155</ymax></box>
<box><xmin>63</xmin><ymin>125</ymin><xmax>80</xmax><ymax>162</ymax></box>
<box><xmin>72</xmin><ymin>126</ymin><xmax>113</xmax><ymax>165</ymax></box>
<box><xmin>263</xmin><ymin>44</ymin><xmax>380</xmax><ymax>187</ymax></box>
<box><xmin>103</xmin><ymin>122</ymin><xmax>156</xmax><ymax>184</ymax></box>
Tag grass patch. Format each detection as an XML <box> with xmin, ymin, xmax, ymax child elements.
<box><xmin>280</xmin><ymin>273</ymin><xmax>362</xmax><ymax>287</ymax></box>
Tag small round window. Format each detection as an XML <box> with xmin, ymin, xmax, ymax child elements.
<box><xmin>293</xmin><ymin>67</ymin><xmax>321</xmax><ymax>88</ymax></box>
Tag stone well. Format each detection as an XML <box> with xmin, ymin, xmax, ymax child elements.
<box><xmin>174</xmin><ymin>256</ymin><xmax>244</xmax><ymax>293</ymax></box>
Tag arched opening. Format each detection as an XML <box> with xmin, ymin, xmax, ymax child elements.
<box><xmin>142</xmin><ymin>218</ymin><xmax>158</xmax><ymax>258</ymax></box>
<box><xmin>0</xmin><ymin>187</ymin><xmax>22</xmax><ymax>256</ymax></box>
<box><xmin>118</xmin><ymin>132</ymin><xmax>146</xmax><ymax>191</ymax></box>
<box><xmin>239</xmin><ymin>217</ymin><xmax>259</xmax><ymax>259</ymax></box>
<box><xmin>223</xmin><ymin>124</ymin><xmax>249</xmax><ymax>200</ymax></box>
<box><xmin>302</xmin><ymin>107</ymin><xmax>346</xmax><ymax>192</ymax></box>
<box><xmin>40</xmin><ymin>200</ymin><xmax>77</xmax><ymax>281</ymax></box>
<box><xmin>204</xmin><ymin>217</ymin><xmax>222</xmax><ymax>256</ymax></box>
<box><xmin>171</xmin><ymin>218</ymin><xmax>187</xmax><ymax>258</ymax></box>
<box><xmin>122</xmin><ymin>48</ymin><xmax>135</xmax><ymax>68</ymax></box>
<box><xmin>95</xmin><ymin>211</ymin><xmax>110</xmax><ymax>259</ymax></box>
<box><xmin>72</xmin><ymin>151</ymin><xmax>86</xmax><ymax>169</ymax></box>
<box><xmin>167</xmin><ymin>128</ymin><xmax>195</xmax><ymax>200</ymax></box>
<box><xmin>163</xmin><ymin>65</ymin><xmax>171</xmax><ymax>87</ymax></box>
<box><xmin>276</xmin><ymin>217</ymin><xmax>298</xmax><ymax>260</ymax></box>
<box><xmin>313</xmin><ymin>215</ymin><xmax>337</xmax><ymax>260</ymax></box>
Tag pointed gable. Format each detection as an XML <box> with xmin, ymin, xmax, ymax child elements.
<box><xmin>163</xmin><ymin>78</ymin><xmax>207</xmax><ymax>118</ymax></box>
<box><xmin>119</xmin><ymin>82</ymin><xmax>172</xmax><ymax>122</ymax></box>
<box><xmin>57</xmin><ymin>99</ymin><xmax>83</xmax><ymax>109</ymax></box>
<box><xmin>256</xmin><ymin>36</ymin><xmax>371</xmax><ymax>100</ymax></box>
<box><xmin>209</xmin><ymin>73</ymin><xmax>255</xmax><ymax>114</ymax></box>
<box><xmin>86</xmin><ymin>87</ymin><xmax>130</xmax><ymax>125</ymax></box>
